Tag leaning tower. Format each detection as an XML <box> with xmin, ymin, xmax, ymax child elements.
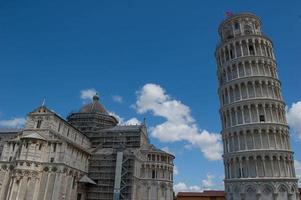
<box><xmin>215</xmin><ymin>13</ymin><xmax>299</xmax><ymax>200</ymax></box>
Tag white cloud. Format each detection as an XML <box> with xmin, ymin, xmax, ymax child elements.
<box><xmin>135</xmin><ymin>83</ymin><xmax>223</xmax><ymax>161</ymax></box>
<box><xmin>109</xmin><ymin>112</ymin><xmax>141</xmax><ymax>126</ymax></box>
<box><xmin>202</xmin><ymin>173</ymin><xmax>215</xmax><ymax>189</ymax></box>
<box><xmin>80</xmin><ymin>88</ymin><xmax>97</xmax><ymax>102</ymax></box>
<box><xmin>174</xmin><ymin>182</ymin><xmax>201</xmax><ymax>194</ymax></box>
<box><xmin>124</xmin><ymin>117</ymin><xmax>141</xmax><ymax>125</ymax></box>
<box><xmin>184</xmin><ymin>144</ymin><xmax>193</xmax><ymax>150</ymax></box>
<box><xmin>173</xmin><ymin>165</ymin><xmax>179</xmax><ymax>176</ymax></box>
<box><xmin>109</xmin><ymin>112</ymin><xmax>125</xmax><ymax>123</ymax></box>
<box><xmin>287</xmin><ymin>101</ymin><xmax>301</xmax><ymax>138</ymax></box>
<box><xmin>174</xmin><ymin>173</ymin><xmax>223</xmax><ymax>194</ymax></box>
<box><xmin>112</xmin><ymin>95</ymin><xmax>123</xmax><ymax>103</ymax></box>
<box><xmin>0</xmin><ymin>117</ymin><xmax>26</xmax><ymax>128</ymax></box>
<box><xmin>295</xmin><ymin>160</ymin><xmax>301</xmax><ymax>186</ymax></box>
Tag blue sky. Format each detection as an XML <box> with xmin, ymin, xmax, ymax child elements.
<box><xmin>0</xmin><ymin>0</ymin><xmax>301</xmax><ymax>192</ymax></box>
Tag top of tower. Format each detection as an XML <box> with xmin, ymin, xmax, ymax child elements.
<box><xmin>218</xmin><ymin>12</ymin><xmax>262</xmax><ymax>40</ymax></box>
<box><xmin>80</xmin><ymin>93</ymin><xmax>108</xmax><ymax>114</ymax></box>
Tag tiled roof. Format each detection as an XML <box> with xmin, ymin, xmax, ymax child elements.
<box><xmin>0</xmin><ymin>128</ymin><xmax>21</xmax><ymax>133</ymax></box>
<box><xmin>80</xmin><ymin>95</ymin><xmax>108</xmax><ymax>114</ymax></box>
<box><xmin>79</xmin><ymin>175</ymin><xmax>96</xmax><ymax>185</ymax></box>
<box><xmin>177</xmin><ymin>190</ymin><xmax>225</xmax><ymax>197</ymax></box>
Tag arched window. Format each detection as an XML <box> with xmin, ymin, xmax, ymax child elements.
<box><xmin>255</xmin><ymin>22</ymin><xmax>260</xmax><ymax>30</ymax></box>
<box><xmin>244</xmin><ymin>25</ymin><xmax>253</xmax><ymax>35</ymax></box>
<box><xmin>262</xmin><ymin>185</ymin><xmax>273</xmax><ymax>199</ymax></box>
<box><xmin>36</xmin><ymin>120</ymin><xmax>42</xmax><ymax>128</ymax></box>
<box><xmin>278</xmin><ymin>185</ymin><xmax>288</xmax><ymax>200</ymax></box>
<box><xmin>246</xmin><ymin>186</ymin><xmax>257</xmax><ymax>200</ymax></box>
<box><xmin>234</xmin><ymin>22</ymin><xmax>240</xmax><ymax>30</ymax></box>
<box><xmin>224</xmin><ymin>26</ymin><xmax>234</xmax><ymax>40</ymax></box>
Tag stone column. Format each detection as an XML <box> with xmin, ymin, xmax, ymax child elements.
<box><xmin>255</xmin><ymin>158</ymin><xmax>258</xmax><ymax>177</ymax></box>
<box><xmin>246</xmin><ymin>40</ymin><xmax>250</xmax><ymax>55</ymax></box>
<box><xmin>0</xmin><ymin>170</ymin><xmax>11</xmax><ymax>200</ymax></box>
<box><xmin>244</xmin><ymin>132</ymin><xmax>248</xmax><ymax>150</ymax></box>
<box><xmin>248</xmin><ymin>105</ymin><xmax>252</xmax><ymax>123</ymax></box>
<box><xmin>5</xmin><ymin>176</ymin><xmax>14</xmax><ymax>200</ymax></box>
<box><xmin>32</xmin><ymin>177</ymin><xmax>41</xmax><ymax>200</ymax></box>
<box><xmin>44</xmin><ymin>172</ymin><xmax>56</xmax><ymax>200</ymax></box>
<box><xmin>240</xmin><ymin>41</ymin><xmax>244</xmax><ymax>56</ymax></box>
<box><xmin>242</xmin><ymin>107</ymin><xmax>245</xmax><ymax>124</ymax></box>
<box><xmin>259</xmin><ymin>41</ymin><xmax>263</xmax><ymax>56</ymax></box>
<box><xmin>234</xmin><ymin>42</ymin><xmax>237</xmax><ymax>58</ymax></box>
<box><xmin>253</xmin><ymin>39</ymin><xmax>257</xmax><ymax>55</ymax></box>
<box><xmin>259</xmin><ymin>130</ymin><xmax>263</xmax><ymax>149</ymax></box>
<box><xmin>16</xmin><ymin>176</ymin><xmax>27</xmax><ymax>200</ymax></box>
<box><xmin>270</xmin><ymin>156</ymin><xmax>275</xmax><ymax>176</ymax></box>
<box><xmin>262</xmin><ymin>156</ymin><xmax>266</xmax><ymax>176</ymax></box>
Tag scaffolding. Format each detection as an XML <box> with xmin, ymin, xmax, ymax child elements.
<box><xmin>67</xmin><ymin>110</ymin><xmax>146</xmax><ymax>200</ymax></box>
<box><xmin>86</xmin><ymin>149</ymin><xmax>135</xmax><ymax>200</ymax></box>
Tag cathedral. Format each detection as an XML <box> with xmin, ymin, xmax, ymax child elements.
<box><xmin>0</xmin><ymin>94</ymin><xmax>174</xmax><ymax>200</ymax></box>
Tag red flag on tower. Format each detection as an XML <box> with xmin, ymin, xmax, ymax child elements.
<box><xmin>225</xmin><ymin>11</ymin><xmax>233</xmax><ymax>17</ymax></box>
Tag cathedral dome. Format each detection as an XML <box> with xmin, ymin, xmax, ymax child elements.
<box><xmin>80</xmin><ymin>94</ymin><xmax>108</xmax><ymax>114</ymax></box>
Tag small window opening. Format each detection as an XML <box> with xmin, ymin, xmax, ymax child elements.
<box><xmin>249</xmin><ymin>45</ymin><xmax>254</xmax><ymax>55</ymax></box>
<box><xmin>39</xmin><ymin>144</ymin><xmax>42</xmax><ymax>150</ymax></box>
<box><xmin>260</xmin><ymin>115</ymin><xmax>265</xmax><ymax>122</ymax></box>
<box><xmin>222</xmin><ymin>95</ymin><xmax>225</xmax><ymax>105</ymax></box>
<box><xmin>50</xmin><ymin>157</ymin><xmax>54</xmax><ymax>163</ymax></box>
<box><xmin>36</xmin><ymin>120</ymin><xmax>42</xmax><ymax>128</ymax></box>
<box><xmin>227</xmin><ymin>34</ymin><xmax>233</xmax><ymax>39</ymax></box>
<box><xmin>72</xmin><ymin>176</ymin><xmax>76</xmax><ymax>189</ymax></box>
<box><xmin>152</xmin><ymin>170</ymin><xmax>156</xmax><ymax>179</ymax></box>
<box><xmin>53</xmin><ymin>143</ymin><xmax>57</xmax><ymax>152</ymax></box>
<box><xmin>230</xmin><ymin>49</ymin><xmax>234</xmax><ymax>59</ymax></box>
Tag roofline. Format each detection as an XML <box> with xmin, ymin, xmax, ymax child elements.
<box><xmin>67</xmin><ymin>112</ymin><xmax>119</xmax><ymax>124</ymax></box>
<box><xmin>141</xmin><ymin>149</ymin><xmax>175</xmax><ymax>159</ymax></box>
<box><xmin>29</xmin><ymin>106</ymin><xmax>89</xmax><ymax>138</ymax></box>
<box><xmin>140</xmin><ymin>145</ymin><xmax>175</xmax><ymax>159</ymax></box>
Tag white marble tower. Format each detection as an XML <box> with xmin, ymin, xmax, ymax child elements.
<box><xmin>215</xmin><ymin>13</ymin><xmax>299</xmax><ymax>200</ymax></box>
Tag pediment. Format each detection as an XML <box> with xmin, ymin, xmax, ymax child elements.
<box><xmin>21</xmin><ymin>132</ymin><xmax>47</xmax><ymax>141</ymax></box>
<box><xmin>30</xmin><ymin>106</ymin><xmax>54</xmax><ymax>115</ymax></box>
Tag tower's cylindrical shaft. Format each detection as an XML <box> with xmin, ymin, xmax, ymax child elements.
<box><xmin>216</xmin><ymin>13</ymin><xmax>298</xmax><ymax>200</ymax></box>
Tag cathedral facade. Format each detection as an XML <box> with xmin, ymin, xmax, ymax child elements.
<box><xmin>216</xmin><ymin>13</ymin><xmax>299</xmax><ymax>199</ymax></box>
<box><xmin>0</xmin><ymin>95</ymin><xmax>174</xmax><ymax>200</ymax></box>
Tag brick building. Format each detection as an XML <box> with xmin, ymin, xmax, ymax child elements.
<box><xmin>176</xmin><ymin>191</ymin><xmax>225</xmax><ymax>200</ymax></box>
